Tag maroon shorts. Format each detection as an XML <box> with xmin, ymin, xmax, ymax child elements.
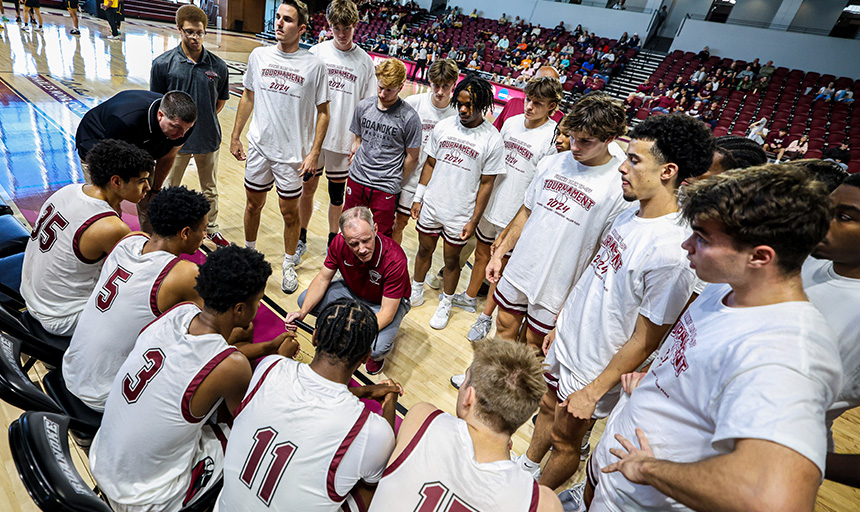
<box><xmin>343</xmin><ymin>178</ymin><xmax>398</xmax><ymax>237</ymax></box>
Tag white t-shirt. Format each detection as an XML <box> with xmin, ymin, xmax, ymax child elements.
<box><xmin>309</xmin><ymin>41</ymin><xmax>377</xmax><ymax>155</ymax></box>
<box><xmin>243</xmin><ymin>46</ymin><xmax>330</xmax><ymax>164</ymax></box>
<box><xmin>551</xmin><ymin>209</ymin><xmax>697</xmax><ymax>401</ymax></box>
<box><xmin>483</xmin><ymin>114</ymin><xmax>558</xmax><ymax>228</ymax></box>
<box><xmin>502</xmin><ymin>150</ymin><xmax>630</xmax><ymax>312</ymax></box>
<box><xmin>591</xmin><ymin>284</ymin><xmax>842</xmax><ymax>512</ymax></box>
<box><xmin>216</xmin><ymin>356</ymin><xmax>394</xmax><ymax>512</ymax></box>
<box><xmin>402</xmin><ymin>92</ymin><xmax>457</xmax><ymax>195</ymax></box>
<box><xmin>423</xmin><ymin>116</ymin><xmax>506</xmax><ymax>229</ymax></box>
<box><xmin>802</xmin><ymin>257</ymin><xmax>860</xmax><ymax>427</ymax></box>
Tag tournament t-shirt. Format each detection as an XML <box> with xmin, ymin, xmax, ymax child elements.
<box><xmin>324</xmin><ymin>233</ymin><xmax>410</xmax><ymax>304</ymax></box>
<box><xmin>423</xmin><ymin>116</ymin><xmax>506</xmax><ymax>229</ymax></box>
<box><xmin>802</xmin><ymin>257</ymin><xmax>860</xmax><ymax>429</ymax></box>
<box><xmin>552</xmin><ymin>209</ymin><xmax>697</xmax><ymax>399</ymax></box>
<box><xmin>590</xmin><ymin>284</ymin><xmax>842</xmax><ymax>512</ymax></box>
<box><xmin>402</xmin><ymin>92</ymin><xmax>457</xmax><ymax>195</ymax></box>
<box><xmin>243</xmin><ymin>46</ymin><xmax>330</xmax><ymax>164</ymax></box>
<box><xmin>502</xmin><ymin>150</ymin><xmax>630</xmax><ymax>312</ymax></box>
<box><xmin>349</xmin><ymin>97</ymin><xmax>422</xmax><ymax>194</ymax></box>
<box><xmin>309</xmin><ymin>40</ymin><xmax>377</xmax><ymax>155</ymax></box>
<box><xmin>483</xmin><ymin>114</ymin><xmax>558</xmax><ymax>228</ymax></box>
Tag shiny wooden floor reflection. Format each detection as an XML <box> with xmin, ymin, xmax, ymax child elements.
<box><xmin>0</xmin><ymin>8</ymin><xmax>858</xmax><ymax>511</ymax></box>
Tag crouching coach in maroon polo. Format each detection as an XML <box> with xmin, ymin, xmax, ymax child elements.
<box><xmin>286</xmin><ymin>206</ymin><xmax>411</xmax><ymax>375</ymax></box>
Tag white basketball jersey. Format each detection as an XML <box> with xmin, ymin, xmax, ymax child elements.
<box><xmin>369</xmin><ymin>411</ymin><xmax>540</xmax><ymax>512</ymax></box>
<box><xmin>90</xmin><ymin>303</ymin><xmax>237</xmax><ymax>509</ymax></box>
<box><xmin>217</xmin><ymin>356</ymin><xmax>393</xmax><ymax>512</ymax></box>
<box><xmin>21</xmin><ymin>184</ymin><xmax>119</xmax><ymax>319</ymax></box>
<box><xmin>63</xmin><ymin>234</ymin><xmax>180</xmax><ymax>412</ymax></box>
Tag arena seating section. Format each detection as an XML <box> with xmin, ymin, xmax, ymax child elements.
<box><xmin>631</xmin><ymin>50</ymin><xmax>860</xmax><ymax>173</ymax></box>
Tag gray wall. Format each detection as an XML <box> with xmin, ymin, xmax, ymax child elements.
<box><xmin>672</xmin><ymin>18</ymin><xmax>860</xmax><ymax>77</ymax></box>
<box><xmin>660</xmin><ymin>0</ymin><xmax>711</xmax><ymax>38</ymax></box>
<box><xmin>727</xmin><ymin>0</ymin><xmax>782</xmax><ymax>25</ymax></box>
<box><xmin>790</xmin><ymin>0</ymin><xmax>846</xmax><ymax>33</ymax></box>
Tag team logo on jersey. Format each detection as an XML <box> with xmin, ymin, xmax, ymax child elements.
<box><xmin>369</xmin><ymin>269</ymin><xmax>382</xmax><ymax>284</ymax></box>
<box><xmin>659</xmin><ymin>311</ymin><xmax>697</xmax><ymax>378</ymax></box>
<box><xmin>542</xmin><ymin>178</ymin><xmax>596</xmax><ymax>211</ymax></box>
<box><xmin>204</xmin><ymin>70</ymin><xmax>220</xmax><ymax>82</ymax></box>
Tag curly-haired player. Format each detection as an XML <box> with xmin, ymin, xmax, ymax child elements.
<box><xmin>219</xmin><ymin>298</ymin><xmax>403</xmax><ymax>510</ymax></box>
<box><xmin>21</xmin><ymin>139</ymin><xmax>153</xmax><ymax>336</ymax></box>
<box><xmin>410</xmin><ymin>75</ymin><xmax>505</xmax><ymax>330</ymax></box>
<box><xmin>91</xmin><ymin>245</ymin><xmax>298</xmax><ymax>512</ymax></box>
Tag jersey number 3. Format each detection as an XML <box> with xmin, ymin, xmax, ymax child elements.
<box><xmin>121</xmin><ymin>349</ymin><xmax>165</xmax><ymax>404</ymax></box>
<box><xmin>240</xmin><ymin>427</ymin><xmax>297</xmax><ymax>506</ymax></box>
<box><xmin>96</xmin><ymin>266</ymin><xmax>133</xmax><ymax>312</ymax></box>
<box><xmin>416</xmin><ymin>482</ymin><xmax>478</xmax><ymax>512</ymax></box>
<box><xmin>30</xmin><ymin>204</ymin><xmax>69</xmax><ymax>252</ymax></box>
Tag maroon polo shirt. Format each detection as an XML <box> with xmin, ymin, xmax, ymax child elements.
<box><xmin>324</xmin><ymin>234</ymin><xmax>411</xmax><ymax>304</ymax></box>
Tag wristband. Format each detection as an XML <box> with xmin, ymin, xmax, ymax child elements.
<box><xmin>413</xmin><ymin>184</ymin><xmax>427</xmax><ymax>203</ymax></box>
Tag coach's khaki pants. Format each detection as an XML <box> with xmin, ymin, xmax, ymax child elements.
<box><xmin>166</xmin><ymin>150</ymin><xmax>220</xmax><ymax>233</ymax></box>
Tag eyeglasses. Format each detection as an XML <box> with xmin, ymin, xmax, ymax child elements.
<box><xmin>182</xmin><ymin>29</ymin><xmax>206</xmax><ymax>38</ymax></box>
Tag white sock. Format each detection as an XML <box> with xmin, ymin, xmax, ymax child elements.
<box><xmin>284</xmin><ymin>254</ymin><xmax>294</xmax><ymax>267</ymax></box>
<box><xmin>245</xmin><ymin>240</ymin><xmax>256</xmax><ymax>249</ymax></box>
<box><xmin>412</xmin><ymin>280</ymin><xmax>424</xmax><ymax>288</ymax></box>
<box><xmin>478</xmin><ymin>313</ymin><xmax>491</xmax><ymax>321</ymax></box>
<box><xmin>464</xmin><ymin>292</ymin><xmax>476</xmax><ymax>300</ymax></box>
<box><xmin>520</xmin><ymin>455</ymin><xmax>540</xmax><ymax>469</ymax></box>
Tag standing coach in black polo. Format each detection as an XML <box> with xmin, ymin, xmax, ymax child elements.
<box><xmin>150</xmin><ymin>5</ymin><xmax>231</xmax><ymax>246</ymax></box>
<box><xmin>75</xmin><ymin>89</ymin><xmax>197</xmax><ymax>232</ymax></box>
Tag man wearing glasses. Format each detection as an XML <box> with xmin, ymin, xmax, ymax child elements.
<box><xmin>151</xmin><ymin>5</ymin><xmax>232</xmax><ymax>246</ymax></box>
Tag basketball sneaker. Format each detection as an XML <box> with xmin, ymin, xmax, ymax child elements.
<box><xmin>294</xmin><ymin>239</ymin><xmax>307</xmax><ymax>265</ymax></box>
<box><xmin>467</xmin><ymin>314</ymin><xmax>492</xmax><ymax>342</ymax></box>
<box><xmin>558</xmin><ymin>481</ymin><xmax>586</xmax><ymax>512</ymax></box>
<box><xmin>70</xmin><ymin>28</ymin><xmax>80</xmax><ymax>34</ymax></box>
<box><xmin>429</xmin><ymin>294</ymin><xmax>452</xmax><ymax>329</ymax></box>
<box><xmin>426</xmin><ymin>268</ymin><xmax>443</xmax><ymax>289</ymax></box>
<box><xmin>206</xmin><ymin>232</ymin><xmax>229</xmax><ymax>247</ymax></box>
<box><xmin>451</xmin><ymin>292</ymin><xmax>477</xmax><ymax>313</ymax></box>
<box><xmin>1</xmin><ymin>15</ymin><xmax>9</xmax><ymax>21</ymax></box>
<box><xmin>365</xmin><ymin>358</ymin><xmax>384</xmax><ymax>375</ymax></box>
<box><xmin>515</xmin><ymin>453</ymin><xmax>541</xmax><ymax>481</ymax></box>
<box><xmin>282</xmin><ymin>262</ymin><xmax>298</xmax><ymax>294</ymax></box>
<box><xmin>450</xmin><ymin>373</ymin><xmax>465</xmax><ymax>389</ymax></box>
<box><xmin>410</xmin><ymin>282</ymin><xmax>424</xmax><ymax>307</ymax></box>
<box><xmin>35</xmin><ymin>25</ymin><xmax>42</xmax><ymax>31</ymax></box>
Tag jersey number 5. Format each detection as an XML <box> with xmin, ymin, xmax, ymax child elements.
<box><xmin>121</xmin><ymin>348</ymin><xmax>165</xmax><ymax>404</ymax></box>
<box><xmin>96</xmin><ymin>266</ymin><xmax>133</xmax><ymax>312</ymax></box>
<box><xmin>240</xmin><ymin>427</ymin><xmax>297</xmax><ymax>506</ymax></box>
<box><xmin>30</xmin><ymin>204</ymin><xmax>69</xmax><ymax>252</ymax></box>
<box><xmin>416</xmin><ymin>482</ymin><xmax>478</xmax><ymax>512</ymax></box>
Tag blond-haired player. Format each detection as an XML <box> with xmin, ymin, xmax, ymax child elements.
<box><xmin>299</xmin><ymin>0</ymin><xmax>377</xmax><ymax>255</ymax></box>
<box><xmin>341</xmin><ymin>58</ymin><xmax>422</xmax><ymax>238</ymax></box>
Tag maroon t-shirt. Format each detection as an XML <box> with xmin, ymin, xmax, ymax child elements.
<box><xmin>324</xmin><ymin>234</ymin><xmax>411</xmax><ymax>304</ymax></box>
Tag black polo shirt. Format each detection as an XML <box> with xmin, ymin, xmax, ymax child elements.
<box><xmin>75</xmin><ymin>90</ymin><xmax>194</xmax><ymax>161</ymax></box>
<box><xmin>150</xmin><ymin>45</ymin><xmax>229</xmax><ymax>154</ymax></box>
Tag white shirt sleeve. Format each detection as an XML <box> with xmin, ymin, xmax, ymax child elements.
<box><xmin>314</xmin><ymin>60</ymin><xmax>331</xmax><ymax>106</ymax></box>
<box><xmin>639</xmin><ymin>261</ymin><xmax>697</xmax><ymax>326</ymax></box>
<box><xmin>425</xmin><ymin>123</ymin><xmax>441</xmax><ymax>160</ymax></box>
<box><xmin>481</xmin><ymin>133</ymin><xmax>506</xmax><ymax>175</ymax></box>
<box><xmin>243</xmin><ymin>50</ymin><xmax>258</xmax><ymax>91</ymax></box>
<box><xmin>334</xmin><ymin>414</ymin><xmax>395</xmax><ymax>493</ymax></box>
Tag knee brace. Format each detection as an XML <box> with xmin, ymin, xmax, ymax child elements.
<box><xmin>328</xmin><ymin>180</ymin><xmax>345</xmax><ymax>206</ymax></box>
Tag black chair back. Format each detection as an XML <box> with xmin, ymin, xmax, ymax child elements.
<box><xmin>0</xmin><ymin>332</ymin><xmax>62</xmax><ymax>414</ymax></box>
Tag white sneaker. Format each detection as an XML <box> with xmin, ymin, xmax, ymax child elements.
<box><xmin>426</xmin><ymin>269</ymin><xmax>442</xmax><ymax>289</ymax></box>
<box><xmin>294</xmin><ymin>240</ymin><xmax>307</xmax><ymax>265</ymax></box>
<box><xmin>467</xmin><ymin>315</ymin><xmax>493</xmax><ymax>342</ymax></box>
<box><xmin>558</xmin><ymin>481</ymin><xmax>586</xmax><ymax>512</ymax></box>
<box><xmin>451</xmin><ymin>292</ymin><xmax>477</xmax><ymax>313</ymax></box>
<box><xmin>450</xmin><ymin>373</ymin><xmax>465</xmax><ymax>389</ymax></box>
<box><xmin>282</xmin><ymin>263</ymin><xmax>298</xmax><ymax>294</ymax></box>
<box><xmin>515</xmin><ymin>453</ymin><xmax>541</xmax><ymax>481</ymax></box>
<box><xmin>429</xmin><ymin>295</ymin><xmax>452</xmax><ymax>329</ymax></box>
<box><xmin>410</xmin><ymin>283</ymin><xmax>425</xmax><ymax>307</ymax></box>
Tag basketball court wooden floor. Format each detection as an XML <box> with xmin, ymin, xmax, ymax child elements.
<box><xmin>0</xmin><ymin>9</ymin><xmax>857</xmax><ymax>511</ymax></box>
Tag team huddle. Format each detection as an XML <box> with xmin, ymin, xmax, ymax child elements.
<box><xmin>17</xmin><ymin>0</ymin><xmax>859</xmax><ymax>510</ymax></box>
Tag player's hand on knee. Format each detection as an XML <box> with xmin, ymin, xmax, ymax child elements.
<box><xmin>561</xmin><ymin>388</ymin><xmax>597</xmax><ymax>421</ymax></box>
<box><xmin>602</xmin><ymin>428</ymin><xmax>655</xmax><ymax>485</ymax></box>
<box><xmin>230</xmin><ymin>139</ymin><xmax>246</xmax><ymax>161</ymax></box>
<box><xmin>542</xmin><ymin>328</ymin><xmax>556</xmax><ymax>355</ymax></box>
<box><xmin>411</xmin><ymin>202</ymin><xmax>422</xmax><ymax>220</ymax></box>
<box><xmin>621</xmin><ymin>371</ymin><xmax>647</xmax><ymax>395</ymax></box>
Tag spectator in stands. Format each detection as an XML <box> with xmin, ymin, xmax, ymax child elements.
<box><xmin>628</xmin><ymin>33</ymin><xmax>640</xmax><ymax>49</ymax></box>
<box><xmin>553</xmin><ymin>21</ymin><xmax>565</xmax><ymax>35</ymax></box>
<box><xmin>764</xmin><ymin>127</ymin><xmax>789</xmax><ymax>155</ymax></box>
<box><xmin>650</xmin><ymin>93</ymin><xmax>676</xmax><ymax>114</ymax></box>
<box><xmin>686</xmin><ymin>100</ymin><xmax>703</xmax><ymax>119</ymax></box>
<box><xmin>758</xmin><ymin>60</ymin><xmax>775</xmax><ymax>80</ymax></box>
<box><xmin>701</xmin><ymin>101</ymin><xmax>720</xmax><ymax>130</ymax></box>
<box><xmin>751</xmin><ymin>76</ymin><xmax>768</xmax><ymax>94</ymax></box>
<box><xmin>835</xmin><ymin>88</ymin><xmax>854</xmax><ymax>103</ymax></box>
<box><xmin>737</xmin><ymin>64</ymin><xmax>755</xmax><ymax>82</ymax></box>
<box><xmin>822</xmin><ymin>143</ymin><xmax>851</xmax><ymax>171</ymax></box>
<box><xmin>815</xmin><ymin>82</ymin><xmax>836</xmax><ymax>102</ymax></box>
<box><xmin>781</xmin><ymin>134</ymin><xmax>809</xmax><ymax>162</ymax></box>
<box><xmin>691</xmin><ymin>66</ymin><xmax>707</xmax><ymax>83</ymax></box>
<box><xmin>498</xmin><ymin>12</ymin><xmax>507</xmax><ymax>24</ymax></box>
<box><xmin>468</xmin><ymin>8</ymin><xmax>477</xmax><ymax>18</ymax></box>
<box><xmin>697</xmin><ymin>46</ymin><xmax>710</xmax><ymax>61</ymax></box>
<box><xmin>736</xmin><ymin>75</ymin><xmax>754</xmax><ymax>93</ymax></box>
<box><xmin>749</xmin><ymin>57</ymin><xmax>761</xmax><ymax>75</ymax></box>
<box><xmin>746</xmin><ymin>117</ymin><xmax>768</xmax><ymax>145</ymax></box>
<box><xmin>467</xmin><ymin>52</ymin><xmax>480</xmax><ymax>70</ymax></box>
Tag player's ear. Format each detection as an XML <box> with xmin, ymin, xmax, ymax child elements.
<box><xmin>179</xmin><ymin>225</ymin><xmax>191</xmax><ymax>241</ymax></box>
